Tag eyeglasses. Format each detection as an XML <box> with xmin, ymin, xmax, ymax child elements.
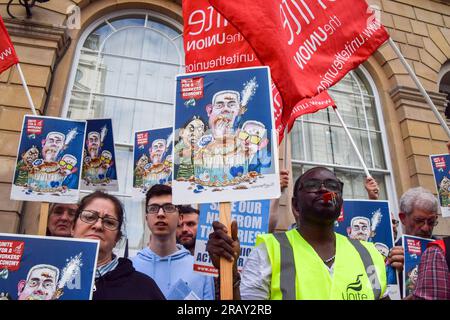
<box><xmin>238</xmin><ymin>131</ymin><xmax>262</xmax><ymax>145</ymax></box>
<box><xmin>299</xmin><ymin>179</ymin><xmax>343</xmax><ymax>193</ymax></box>
<box><xmin>100</xmin><ymin>156</ymin><xmax>111</xmax><ymax>164</ymax></box>
<box><xmin>413</xmin><ymin>217</ymin><xmax>439</xmax><ymax>227</ymax></box>
<box><xmin>79</xmin><ymin>210</ymin><xmax>120</xmax><ymax>231</ymax></box>
<box><xmin>146</xmin><ymin>203</ymin><xmax>178</xmax><ymax>214</ymax></box>
<box><xmin>59</xmin><ymin>160</ymin><xmax>74</xmax><ymax>170</ymax></box>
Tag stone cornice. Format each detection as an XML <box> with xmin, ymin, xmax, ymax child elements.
<box><xmin>2</xmin><ymin>18</ymin><xmax>71</xmax><ymax>60</ymax></box>
<box><xmin>390</xmin><ymin>86</ymin><xmax>447</xmax><ymax>108</ymax></box>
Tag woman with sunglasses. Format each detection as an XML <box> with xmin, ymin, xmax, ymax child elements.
<box><xmin>72</xmin><ymin>191</ymin><xmax>165</xmax><ymax>300</ymax></box>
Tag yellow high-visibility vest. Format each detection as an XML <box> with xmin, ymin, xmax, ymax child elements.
<box><xmin>256</xmin><ymin>230</ymin><xmax>387</xmax><ymax>300</ymax></box>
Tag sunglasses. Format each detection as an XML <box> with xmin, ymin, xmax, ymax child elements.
<box><xmin>59</xmin><ymin>160</ymin><xmax>74</xmax><ymax>170</ymax></box>
<box><xmin>238</xmin><ymin>131</ymin><xmax>262</xmax><ymax>145</ymax></box>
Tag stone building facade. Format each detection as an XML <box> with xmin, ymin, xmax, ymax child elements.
<box><xmin>0</xmin><ymin>0</ymin><xmax>449</xmax><ymax>245</ymax></box>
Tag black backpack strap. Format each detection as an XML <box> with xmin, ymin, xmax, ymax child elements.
<box><xmin>273</xmin><ymin>232</ymin><xmax>296</xmax><ymax>300</ymax></box>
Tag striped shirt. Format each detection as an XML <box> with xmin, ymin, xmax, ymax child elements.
<box><xmin>413</xmin><ymin>246</ymin><xmax>450</xmax><ymax>300</ymax></box>
<box><xmin>96</xmin><ymin>255</ymin><xmax>119</xmax><ymax>279</ymax></box>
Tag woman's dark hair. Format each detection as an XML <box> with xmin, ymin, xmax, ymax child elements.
<box><xmin>75</xmin><ymin>191</ymin><xmax>124</xmax><ymax>240</ymax></box>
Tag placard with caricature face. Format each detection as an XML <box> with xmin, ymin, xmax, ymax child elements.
<box><xmin>81</xmin><ymin>119</ymin><xmax>118</xmax><ymax>192</ymax></box>
<box><xmin>172</xmin><ymin>67</ymin><xmax>280</xmax><ymax>204</ymax></box>
<box><xmin>334</xmin><ymin>199</ymin><xmax>400</xmax><ymax>299</ymax></box>
<box><xmin>133</xmin><ymin>127</ymin><xmax>173</xmax><ymax>197</ymax></box>
<box><xmin>0</xmin><ymin>233</ymin><xmax>98</xmax><ymax>300</ymax></box>
<box><xmin>11</xmin><ymin>115</ymin><xmax>86</xmax><ymax>203</ymax></box>
<box><xmin>430</xmin><ymin>154</ymin><xmax>450</xmax><ymax>217</ymax></box>
<box><xmin>402</xmin><ymin>235</ymin><xmax>433</xmax><ymax>298</ymax></box>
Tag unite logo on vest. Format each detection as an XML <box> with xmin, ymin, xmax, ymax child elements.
<box><xmin>342</xmin><ymin>274</ymin><xmax>369</xmax><ymax>300</ymax></box>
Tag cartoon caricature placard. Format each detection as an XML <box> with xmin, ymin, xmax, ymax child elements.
<box><xmin>334</xmin><ymin>200</ymin><xmax>400</xmax><ymax>299</ymax></box>
<box><xmin>81</xmin><ymin>119</ymin><xmax>118</xmax><ymax>192</ymax></box>
<box><xmin>133</xmin><ymin>127</ymin><xmax>173</xmax><ymax>197</ymax></box>
<box><xmin>0</xmin><ymin>233</ymin><xmax>98</xmax><ymax>300</ymax></box>
<box><xmin>430</xmin><ymin>154</ymin><xmax>450</xmax><ymax>217</ymax></box>
<box><xmin>402</xmin><ymin>235</ymin><xmax>433</xmax><ymax>298</ymax></box>
<box><xmin>11</xmin><ymin>115</ymin><xmax>86</xmax><ymax>203</ymax></box>
<box><xmin>172</xmin><ymin>67</ymin><xmax>280</xmax><ymax>204</ymax></box>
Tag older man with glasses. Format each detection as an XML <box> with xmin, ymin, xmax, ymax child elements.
<box><xmin>130</xmin><ymin>184</ymin><xmax>215</xmax><ymax>300</ymax></box>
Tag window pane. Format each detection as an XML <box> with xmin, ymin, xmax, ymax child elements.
<box><xmin>74</xmin><ymin>51</ymin><xmax>104</xmax><ymax>93</ymax></box>
<box><xmin>290</xmin><ymin>120</ymin><xmax>305</xmax><ymax>161</ymax></box>
<box><xmin>109</xmin><ymin>17</ymin><xmax>145</xmax><ymax>29</ymax></box>
<box><xmin>83</xmin><ymin>23</ymin><xmax>113</xmax><ymax>51</ymax></box>
<box><xmin>371</xmin><ymin>132</ymin><xmax>386</xmax><ymax>169</ymax></box>
<box><xmin>330</xmin><ymin>127</ymin><xmax>373</xmax><ymax>168</ymax></box>
<box><xmin>328</xmin><ymin>90</ymin><xmax>366</xmax><ymax>129</ymax></box>
<box><xmin>302</xmin><ymin>122</ymin><xmax>334</xmax><ymax>164</ymax></box>
<box><xmin>142</xmin><ymin>29</ymin><xmax>181</xmax><ymax>65</ymax></box>
<box><xmin>364</xmin><ymin>96</ymin><xmax>380</xmax><ymax>131</ymax></box>
<box><xmin>103</xmin><ymin>28</ymin><xmax>146</xmax><ymax>58</ymax></box>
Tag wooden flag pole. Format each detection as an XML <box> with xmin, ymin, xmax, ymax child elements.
<box><xmin>16</xmin><ymin>63</ymin><xmax>37</xmax><ymax>116</ymax></box>
<box><xmin>333</xmin><ymin>107</ymin><xmax>371</xmax><ymax>178</ymax></box>
<box><xmin>219</xmin><ymin>201</ymin><xmax>233</xmax><ymax>300</ymax></box>
<box><xmin>388</xmin><ymin>38</ymin><xmax>450</xmax><ymax>138</ymax></box>
<box><xmin>38</xmin><ymin>202</ymin><xmax>50</xmax><ymax>236</ymax></box>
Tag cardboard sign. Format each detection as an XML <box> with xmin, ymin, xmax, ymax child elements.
<box><xmin>0</xmin><ymin>233</ymin><xmax>98</xmax><ymax>300</ymax></box>
<box><xmin>402</xmin><ymin>235</ymin><xmax>433</xmax><ymax>298</ymax></box>
<box><xmin>11</xmin><ymin>115</ymin><xmax>86</xmax><ymax>203</ymax></box>
<box><xmin>133</xmin><ymin>127</ymin><xmax>173</xmax><ymax>197</ymax></box>
<box><xmin>430</xmin><ymin>154</ymin><xmax>450</xmax><ymax>217</ymax></box>
<box><xmin>172</xmin><ymin>67</ymin><xmax>280</xmax><ymax>204</ymax></box>
<box><xmin>334</xmin><ymin>199</ymin><xmax>400</xmax><ymax>300</ymax></box>
<box><xmin>81</xmin><ymin>119</ymin><xmax>119</xmax><ymax>192</ymax></box>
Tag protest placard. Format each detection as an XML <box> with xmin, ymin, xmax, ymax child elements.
<box><xmin>172</xmin><ymin>67</ymin><xmax>280</xmax><ymax>204</ymax></box>
<box><xmin>402</xmin><ymin>235</ymin><xmax>433</xmax><ymax>298</ymax></box>
<box><xmin>81</xmin><ymin>118</ymin><xmax>118</xmax><ymax>191</ymax></box>
<box><xmin>430</xmin><ymin>154</ymin><xmax>450</xmax><ymax>217</ymax></box>
<box><xmin>0</xmin><ymin>233</ymin><xmax>98</xmax><ymax>300</ymax></box>
<box><xmin>11</xmin><ymin>115</ymin><xmax>86</xmax><ymax>203</ymax></box>
<box><xmin>133</xmin><ymin>127</ymin><xmax>173</xmax><ymax>197</ymax></box>
<box><xmin>334</xmin><ymin>199</ymin><xmax>400</xmax><ymax>299</ymax></box>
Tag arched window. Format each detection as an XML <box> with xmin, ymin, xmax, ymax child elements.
<box><xmin>63</xmin><ymin>11</ymin><xmax>183</xmax><ymax>255</ymax></box>
<box><xmin>290</xmin><ymin>68</ymin><xmax>397</xmax><ymax>208</ymax></box>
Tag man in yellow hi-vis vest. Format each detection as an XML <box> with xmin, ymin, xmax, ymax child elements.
<box><xmin>206</xmin><ymin>167</ymin><xmax>388</xmax><ymax>300</ymax></box>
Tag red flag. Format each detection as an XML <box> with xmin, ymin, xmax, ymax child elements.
<box><xmin>0</xmin><ymin>16</ymin><xmax>19</xmax><ymax>74</ymax></box>
<box><xmin>183</xmin><ymin>0</ymin><xmax>335</xmax><ymax>144</ymax></box>
<box><xmin>209</xmin><ymin>0</ymin><xmax>389</xmax><ymax>125</ymax></box>
<box><xmin>286</xmin><ymin>90</ymin><xmax>335</xmax><ymax>131</ymax></box>
<box><xmin>183</xmin><ymin>0</ymin><xmax>259</xmax><ymax>72</ymax></box>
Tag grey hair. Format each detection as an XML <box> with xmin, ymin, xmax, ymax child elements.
<box><xmin>27</xmin><ymin>264</ymin><xmax>60</xmax><ymax>283</ymax></box>
<box><xmin>399</xmin><ymin>187</ymin><xmax>439</xmax><ymax>215</ymax></box>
